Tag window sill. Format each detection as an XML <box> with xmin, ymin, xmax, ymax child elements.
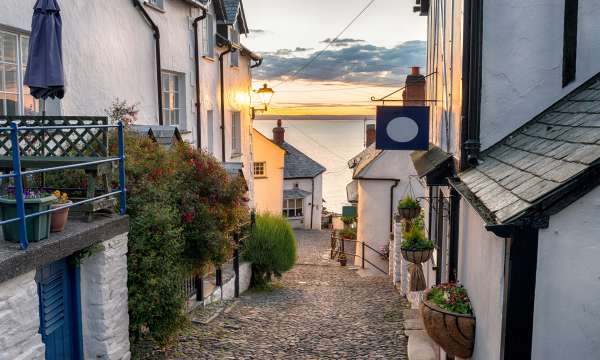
<box><xmin>144</xmin><ymin>2</ymin><xmax>165</xmax><ymax>13</ymax></box>
<box><xmin>285</xmin><ymin>216</ymin><xmax>304</xmax><ymax>220</ymax></box>
<box><xmin>202</xmin><ymin>56</ymin><xmax>216</xmax><ymax>62</ymax></box>
<box><xmin>254</xmin><ymin>175</ymin><xmax>267</xmax><ymax>179</ymax></box>
<box><xmin>230</xmin><ymin>152</ymin><xmax>242</xmax><ymax>158</ymax></box>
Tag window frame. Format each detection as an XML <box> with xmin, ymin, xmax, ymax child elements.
<box><xmin>283</xmin><ymin>198</ymin><xmax>304</xmax><ymax>219</ymax></box>
<box><xmin>229</xmin><ymin>28</ymin><xmax>240</xmax><ymax>67</ymax></box>
<box><xmin>0</xmin><ymin>29</ymin><xmax>41</xmax><ymax>116</ymax></box>
<box><xmin>161</xmin><ymin>71</ymin><xmax>185</xmax><ymax>128</ymax></box>
<box><xmin>202</xmin><ymin>13</ymin><xmax>215</xmax><ymax>59</ymax></box>
<box><xmin>146</xmin><ymin>0</ymin><xmax>165</xmax><ymax>10</ymax></box>
<box><xmin>231</xmin><ymin>111</ymin><xmax>241</xmax><ymax>155</ymax></box>
<box><xmin>253</xmin><ymin>161</ymin><xmax>266</xmax><ymax>177</ymax></box>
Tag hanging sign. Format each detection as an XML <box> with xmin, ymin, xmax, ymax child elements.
<box><xmin>376</xmin><ymin>106</ymin><xmax>429</xmax><ymax>150</ymax></box>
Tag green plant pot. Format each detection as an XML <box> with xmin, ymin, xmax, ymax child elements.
<box><xmin>0</xmin><ymin>195</ymin><xmax>57</xmax><ymax>243</ymax></box>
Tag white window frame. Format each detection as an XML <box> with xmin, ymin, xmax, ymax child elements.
<box><xmin>0</xmin><ymin>29</ymin><xmax>41</xmax><ymax>116</ymax></box>
<box><xmin>161</xmin><ymin>71</ymin><xmax>185</xmax><ymax>128</ymax></box>
<box><xmin>146</xmin><ymin>0</ymin><xmax>164</xmax><ymax>10</ymax></box>
<box><xmin>229</xmin><ymin>28</ymin><xmax>240</xmax><ymax>67</ymax></box>
<box><xmin>231</xmin><ymin>111</ymin><xmax>241</xmax><ymax>155</ymax></box>
<box><xmin>202</xmin><ymin>13</ymin><xmax>215</xmax><ymax>59</ymax></box>
<box><xmin>253</xmin><ymin>162</ymin><xmax>266</xmax><ymax>177</ymax></box>
<box><xmin>283</xmin><ymin>198</ymin><xmax>304</xmax><ymax>218</ymax></box>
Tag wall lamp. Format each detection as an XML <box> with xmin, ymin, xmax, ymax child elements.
<box><xmin>251</xmin><ymin>83</ymin><xmax>274</xmax><ymax>119</ymax></box>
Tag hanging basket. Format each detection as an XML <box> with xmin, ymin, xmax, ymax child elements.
<box><xmin>400</xmin><ymin>248</ymin><xmax>433</xmax><ymax>264</ymax></box>
<box><xmin>397</xmin><ymin>206</ymin><xmax>421</xmax><ymax>221</ymax></box>
<box><xmin>421</xmin><ymin>289</ymin><xmax>476</xmax><ymax>358</ymax></box>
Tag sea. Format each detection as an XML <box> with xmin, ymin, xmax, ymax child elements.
<box><xmin>254</xmin><ymin>118</ymin><xmax>375</xmax><ymax>214</ymax></box>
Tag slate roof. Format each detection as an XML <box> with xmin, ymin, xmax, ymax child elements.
<box><xmin>347</xmin><ymin>144</ymin><xmax>383</xmax><ymax>178</ymax></box>
<box><xmin>411</xmin><ymin>145</ymin><xmax>453</xmax><ymax>178</ymax></box>
<box><xmin>284</xmin><ymin>189</ymin><xmax>312</xmax><ymax>200</ymax></box>
<box><xmin>453</xmin><ymin>74</ymin><xmax>600</xmax><ymax>225</ymax></box>
<box><xmin>282</xmin><ymin>142</ymin><xmax>326</xmax><ymax>179</ymax></box>
<box><xmin>223</xmin><ymin>0</ymin><xmax>240</xmax><ymax>22</ymax></box>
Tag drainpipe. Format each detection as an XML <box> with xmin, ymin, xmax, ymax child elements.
<box><xmin>460</xmin><ymin>0</ymin><xmax>483</xmax><ymax>170</ymax></box>
<box><xmin>193</xmin><ymin>8</ymin><xmax>207</xmax><ymax>148</ymax></box>
<box><xmin>250</xmin><ymin>58</ymin><xmax>263</xmax><ymax>68</ymax></box>
<box><xmin>310</xmin><ymin>177</ymin><xmax>315</xmax><ymax>229</ymax></box>
<box><xmin>390</xmin><ymin>180</ymin><xmax>400</xmax><ymax>233</ymax></box>
<box><xmin>133</xmin><ymin>0</ymin><xmax>164</xmax><ymax>125</ymax></box>
<box><xmin>219</xmin><ymin>41</ymin><xmax>235</xmax><ymax>162</ymax></box>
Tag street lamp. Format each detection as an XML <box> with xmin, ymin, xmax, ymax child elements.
<box><xmin>251</xmin><ymin>83</ymin><xmax>274</xmax><ymax>119</ymax></box>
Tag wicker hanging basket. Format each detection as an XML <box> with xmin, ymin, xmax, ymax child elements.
<box><xmin>398</xmin><ymin>206</ymin><xmax>421</xmax><ymax>221</ymax></box>
<box><xmin>400</xmin><ymin>248</ymin><xmax>433</xmax><ymax>264</ymax></box>
<box><xmin>421</xmin><ymin>289</ymin><xmax>476</xmax><ymax>358</ymax></box>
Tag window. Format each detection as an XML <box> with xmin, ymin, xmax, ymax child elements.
<box><xmin>283</xmin><ymin>198</ymin><xmax>304</xmax><ymax>218</ymax></box>
<box><xmin>161</xmin><ymin>72</ymin><xmax>184</xmax><ymax>127</ymax></box>
<box><xmin>206</xmin><ymin>110</ymin><xmax>214</xmax><ymax>154</ymax></box>
<box><xmin>253</xmin><ymin>162</ymin><xmax>266</xmax><ymax>177</ymax></box>
<box><xmin>230</xmin><ymin>28</ymin><xmax>240</xmax><ymax>67</ymax></box>
<box><xmin>202</xmin><ymin>13</ymin><xmax>215</xmax><ymax>58</ymax></box>
<box><xmin>147</xmin><ymin>0</ymin><xmax>164</xmax><ymax>9</ymax></box>
<box><xmin>0</xmin><ymin>30</ymin><xmax>40</xmax><ymax>116</ymax></box>
<box><xmin>231</xmin><ymin>111</ymin><xmax>241</xmax><ymax>154</ymax></box>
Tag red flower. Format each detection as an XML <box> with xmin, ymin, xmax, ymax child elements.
<box><xmin>183</xmin><ymin>212</ymin><xmax>195</xmax><ymax>224</ymax></box>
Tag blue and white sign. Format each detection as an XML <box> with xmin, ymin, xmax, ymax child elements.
<box><xmin>376</xmin><ymin>106</ymin><xmax>429</xmax><ymax>150</ymax></box>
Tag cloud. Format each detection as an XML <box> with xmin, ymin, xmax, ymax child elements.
<box><xmin>274</xmin><ymin>47</ymin><xmax>314</xmax><ymax>56</ymax></box>
<box><xmin>253</xmin><ymin>40</ymin><xmax>426</xmax><ymax>85</ymax></box>
<box><xmin>320</xmin><ymin>38</ymin><xmax>365</xmax><ymax>47</ymax></box>
<box><xmin>250</xmin><ymin>29</ymin><xmax>268</xmax><ymax>34</ymax></box>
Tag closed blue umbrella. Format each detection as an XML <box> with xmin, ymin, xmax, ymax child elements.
<box><xmin>24</xmin><ymin>0</ymin><xmax>65</xmax><ymax>101</ymax></box>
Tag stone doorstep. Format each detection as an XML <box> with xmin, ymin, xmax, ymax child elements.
<box><xmin>403</xmin><ymin>309</ymin><xmax>439</xmax><ymax>360</ymax></box>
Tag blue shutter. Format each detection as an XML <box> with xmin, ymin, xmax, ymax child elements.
<box><xmin>37</xmin><ymin>258</ymin><xmax>81</xmax><ymax>360</ymax></box>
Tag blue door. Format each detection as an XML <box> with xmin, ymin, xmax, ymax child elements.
<box><xmin>37</xmin><ymin>258</ymin><xmax>81</xmax><ymax>360</ymax></box>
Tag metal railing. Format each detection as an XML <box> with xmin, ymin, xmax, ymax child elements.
<box><xmin>331</xmin><ymin>233</ymin><xmax>389</xmax><ymax>275</ymax></box>
<box><xmin>0</xmin><ymin>122</ymin><xmax>126</xmax><ymax>250</ymax></box>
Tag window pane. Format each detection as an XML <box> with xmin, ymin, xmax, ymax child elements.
<box><xmin>23</xmin><ymin>93</ymin><xmax>39</xmax><ymax>115</ymax></box>
<box><xmin>172</xmin><ymin>109</ymin><xmax>179</xmax><ymax>125</ymax></box>
<box><xmin>4</xmin><ymin>64</ymin><xmax>17</xmax><ymax>93</ymax></box>
<box><xmin>0</xmin><ymin>33</ymin><xmax>17</xmax><ymax>63</ymax></box>
<box><xmin>0</xmin><ymin>93</ymin><xmax>18</xmax><ymax>116</ymax></box>
<box><xmin>162</xmin><ymin>73</ymin><xmax>169</xmax><ymax>91</ymax></box>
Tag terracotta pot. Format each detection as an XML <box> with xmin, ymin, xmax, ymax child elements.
<box><xmin>421</xmin><ymin>289</ymin><xmax>476</xmax><ymax>358</ymax></box>
<box><xmin>400</xmin><ymin>248</ymin><xmax>433</xmax><ymax>264</ymax></box>
<box><xmin>398</xmin><ymin>206</ymin><xmax>421</xmax><ymax>220</ymax></box>
<box><xmin>339</xmin><ymin>258</ymin><xmax>347</xmax><ymax>266</ymax></box>
<box><xmin>50</xmin><ymin>201</ymin><xmax>71</xmax><ymax>233</ymax></box>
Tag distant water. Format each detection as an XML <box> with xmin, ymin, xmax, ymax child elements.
<box><xmin>254</xmin><ymin>119</ymin><xmax>374</xmax><ymax>213</ymax></box>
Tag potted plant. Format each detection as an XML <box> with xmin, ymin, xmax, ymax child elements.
<box><xmin>0</xmin><ymin>189</ymin><xmax>57</xmax><ymax>242</ymax></box>
<box><xmin>338</xmin><ymin>252</ymin><xmax>348</xmax><ymax>266</ymax></box>
<box><xmin>421</xmin><ymin>283</ymin><xmax>476</xmax><ymax>358</ymax></box>
<box><xmin>397</xmin><ymin>196</ymin><xmax>421</xmax><ymax>221</ymax></box>
<box><xmin>339</xmin><ymin>227</ymin><xmax>357</xmax><ymax>240</ymax></box>
<box><xmin>50</xmin><ymin>190</ymin><xmax>72</xmax><ymax>233</ymax></box>
<box><xmin>341</xmin><ymin>215</ymin><xmax>356</xmax><ymax>226</ymax></box>
<box><xmin>400</xmin><ymin>224</ymin><xmax>434</xmax><ymax>264</ymax></box>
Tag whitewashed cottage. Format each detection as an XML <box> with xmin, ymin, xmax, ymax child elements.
<box><xmin>0</xmin><ymin>0</ymin><xmax>261</xmax><ymax>358</ymax></box>
<box><xmin>408</xmin><ymin>0</ymin><xmax>600</xmax><ymax>359</ymax></box>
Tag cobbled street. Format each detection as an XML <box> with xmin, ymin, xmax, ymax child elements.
<box><xmin>153</xmin><ymin>230</ymin><xmax>409</xmax><ymax>359</ymax></box>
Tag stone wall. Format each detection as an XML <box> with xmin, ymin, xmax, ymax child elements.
<box><xmin>80</xmin><ymin>233</ymin><xmax>131</xmax><ymax>360</ymax></box>
<box><xmin>0</xmin><ymin>271</ymin><xmax>45</xmax><ymax>360</ymax></box>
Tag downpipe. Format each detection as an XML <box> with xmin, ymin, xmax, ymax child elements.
<box><xmin>219</xmin><ymin>43</ymin><xmax>234</xmax><ymax>162</ymax></box>
<box><xmin>193</xmin><ymin>9</ymin><xmax>207</xmax><ymax>148</ymax></box>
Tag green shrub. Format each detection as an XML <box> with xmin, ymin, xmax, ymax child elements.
<box><xmin>341</xmin><ymin>215</ymin><xmax>357</xmax><ymax>225</ymax></box>
<box><xmin>401</xmin><ymin>225</ymin><xmax>434</xmax><ymax>250</ymax></box>
<box><xmin>428</xmin><ymin>283</ymin><xmax>473</xmax><ymax>315</ymax></box>
<box><xmin>339</xmin><ymin>227</ymin><xmax>357</xmax><ymax>239</ymax></box>
<box><xmin>398</xmin><ymin>196</ymin><xmax>420</xmax><ymax>209</ymax></box>
<box><xmin>242</xmin><ymin>214</ymin><xmax>296</xmax><ymax>287</ymax></box>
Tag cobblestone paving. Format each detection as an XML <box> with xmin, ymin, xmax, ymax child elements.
<box><xmin>152</xmin><ymin>230</ymin><xmax>409</xmax><ymax>359</ymax></box>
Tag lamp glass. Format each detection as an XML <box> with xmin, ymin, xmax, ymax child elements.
<box><xmin>256</xmin><ymin>84</ymin><xmax>274</xmax><ymax>106</ymax></box>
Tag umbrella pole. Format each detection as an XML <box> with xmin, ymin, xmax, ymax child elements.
<box><xmin>41</xmin><ymin>98</ymin><xmax>46</xmax><ymax>187</ymax></box>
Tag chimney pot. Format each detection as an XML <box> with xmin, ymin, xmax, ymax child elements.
<box><xmin>273</xmin><ymin>119</ymin><xmax>285</xmax><ymax>145</ymax></box>
<box><xmin>411</xmin><ymin>66</ymin><xmax>420</xmax><ymax>75</ymax></box>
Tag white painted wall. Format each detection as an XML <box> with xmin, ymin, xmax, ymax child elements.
<box><xmin>80</xmin><ymin>233</ymin><xmax>131</xmax><ymax>360</ymax></box>
<box><xmin>532</xmin><ymin>186</ymin><xmax>600</xmax><ymax>360</ymax></box>
<box><xmin>354</xmin><ymin>150</ymin><xmax>423</xmax><ymax>270</ymax></box>
<box><xmin>481</xmin><ymin>0</ymin><xmax>600</xmax><ymax>149</ymax></box>
<box><xmin>458</xmin><ymin>199</ymin><xmax>506</xmax><ymax>360</ymax></box>
<box><xmin>0</xmin><ymin>271</ymin><xmax>45</xmax><ymax>360</ymax></box>
<box><xmin>283</xmin><ymin>175</ymin><xmax>323</xmax><ymax>230</ymax></box>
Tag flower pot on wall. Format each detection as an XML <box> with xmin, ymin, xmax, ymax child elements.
<box><xmin>400</xmin><ymin>248</ymin><xmax>433</xmax><ymax>264</ymax></box>
<box><xmin>50</xmin><ymin>201</ymin><xmax>72</xmax><ymax>233</ymax></box>
<box><xmin>421</xmin><ymin>289</ymin><xmax>476</xmax><ymax>358</ymax></box>
<box><xmin>0</xmin><ymin>195</ymin><xmax>56</xmax><ymax>242</ymax></box>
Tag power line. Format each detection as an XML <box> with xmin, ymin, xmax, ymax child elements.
<box><xmin>286</xmin><ymin>122</ymin><xmax>350</xmax><ymax>163</ymax></box>
<box><xmin>272</xmin><ymin>0</ymin><xmax>378</xmax><ymax>89</ymax></box>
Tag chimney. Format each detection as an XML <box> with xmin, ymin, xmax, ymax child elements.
<box><xmin>366</xmin><ymin>124</ymin><xmax>376</xmax><ymax>147</ymax></box>
<box><xmin>273</xmin><ymin>119</ymin><xmax>285</xmax><ymax>145</ymax></box>
<box><xmin>403</xmin><ymin>66</ymin><xmax>426</xmax><ymax>106</ymax></box>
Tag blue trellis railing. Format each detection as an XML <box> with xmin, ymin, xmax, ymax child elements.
<box><xmin>0</xmin><ymin>121</ymin><xmax>127</xmax><ymax>250</ymax></box>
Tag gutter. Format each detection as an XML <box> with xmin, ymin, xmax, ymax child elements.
<box><xmin>310</xmin><ymin>177</ymin><xmax>315</xmax><ymax>229</ymax></box>
<box><xmin>193</xmin><ymin>8</ymin><xmax>208</xmax><ymax>148</ymax></box>
<box><xmin>217</xmin><ymin>34</ymin><xmax>236</xmax><ymax>161</ymax></box>
<box><xmin>133</xmin><ymin>0</ymin><xmax>164</xmax><ymax>125</ymax></box>
<box><xmin>460</xmin><ymin>0</ymin><xmax>483</xmax><ymax>170</ymax></box>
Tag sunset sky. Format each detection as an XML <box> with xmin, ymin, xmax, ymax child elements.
<box><xmin>243</xmin><ymin>0</ymin><xmax>427</xmax><ymax>116</ymax></box>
